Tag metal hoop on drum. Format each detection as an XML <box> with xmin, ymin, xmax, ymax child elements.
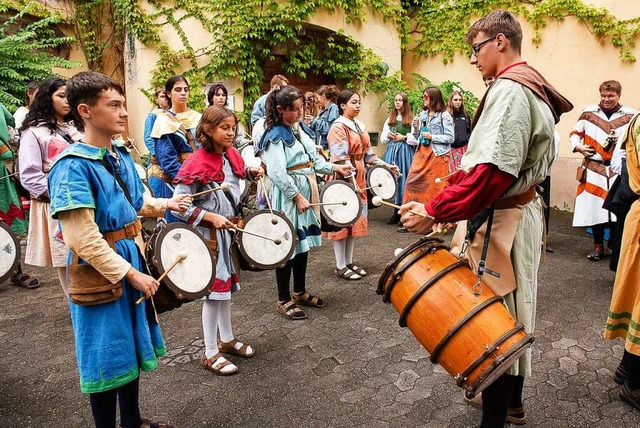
<box><xmin>145</xmin><ymin>223</ymin><xmax>216</xmax><ymax>313</ymax></box>
<box><xmin>235</xmin><ymin>209</ymin><xmax>298</xmax><ymax>270</ymax></box>
<box><xmin>134</xmin><ymin>163</ymin><xmax>148</xmax><ymax>182</ymax></box>
<box><xmin>366</xmin><ymin>164</ymin><xmax>397</xmax><ymax>202</ymax></box>
<box><xmin>0</xmin><ymin>222</ymin><xmax>21</xmax><ymax>284</ymax></box>
<box><xmin>319</xmin><ymin>180</ymin><xmax>363</xmax><ymax>228</ymax></box>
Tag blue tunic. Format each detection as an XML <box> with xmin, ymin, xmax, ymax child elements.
<box><xmin>260</xmin><ymin>124</ymin><xmax>334</xmax><ymax>256</ymax></box>
<box><xmin>48</xmin><ymin>142</ymin><xmax>166</xmax><ymax>394</ymax></box>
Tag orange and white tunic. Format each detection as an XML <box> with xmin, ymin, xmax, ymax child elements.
<box><xmin>570</xmin><ymin>104</ymin><xmax>635</xmax><ymax>227</ymax></box>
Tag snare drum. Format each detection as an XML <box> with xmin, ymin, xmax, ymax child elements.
<box><xmin>366</xmin><ymin>164</ymin><xmax>397</xmax><ymax>202</ymax></box>
<box><xmin>239</xmin><ymin>143</ymin><xmax>261</xmax><ymax>168</ymax></box>
<box><xmin>0</xmin><ymin>222</ymin><xmax>20</xmax><ymax>284</ymax></box>
<box><xmin>235</xmin><ymin>210</ymin><xmax>298</xmax><ymax>270</ymax></box>
<box><xmin>377</xmin><ymin>237</ymin><xmax>534</xmax><ymax>398</ymax></box>
<box><xmin>134</xmin><ymin>163</ymin><xmax>147</xmax><ymax>182</ymax></box>
<box><xmin>319</xmin><ymin>180</ymin><xmax>362</xmax><ymax>228</ymax></box>
<box><xmin>145</xmin><ymin>223</ymin><xmax>216</xmax><ymax>313</ymax></box>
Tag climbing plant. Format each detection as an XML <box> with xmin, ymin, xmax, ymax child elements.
<box><xmin>405</xmin><ymin>0</ymin><xmax>640</xmax><ymax>64</ymax></box>
<box><xmin>109</xmin><ymin>0</ymin><xmax>408</xmax><ymax>121</ymax></box>
<box><xmin>0</xmin><ymin>1</ymin><xmax>78</xmax><ymax>111</ymax></box>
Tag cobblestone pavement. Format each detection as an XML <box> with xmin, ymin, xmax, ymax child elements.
<box><xmin>1</xmin><ymin>209</ymin><xmax>640</xmax><ymax>427</ymax></box>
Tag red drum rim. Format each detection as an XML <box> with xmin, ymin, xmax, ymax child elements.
<box><xmin>0</xmin><ymin>221</ymin><xmax>21</xmax><ymax>284</ymax></box>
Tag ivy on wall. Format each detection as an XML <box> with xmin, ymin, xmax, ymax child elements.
<box><xmin>111</xmin><ymin>0</ymin><xmax>408</xmax><ymax>120</ymax></box>
<box><xmin>405</xmin><ymin>0</ymin><xmax>640</xmax><ymax>64</ymax></box>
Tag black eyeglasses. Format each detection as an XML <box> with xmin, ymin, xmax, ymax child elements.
<box><xmin>471</xmin><ymin>35</ymin><xmax>497</xmax><ymax>57</ymax></box>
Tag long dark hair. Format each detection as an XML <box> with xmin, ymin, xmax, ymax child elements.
<box><xmin>165</xmin><ymin>75</ymin><xmax>189</xmax><ymax>109</ymax></box>
<box><xmin>336</xmin><ymin>89</ymin><xmax>358</xmax><ymax>115</ymax></box>
<box><xmin>206</xmin><ymin>83</ymin><xmax>228</xmax><ymax>107</ymax></box>
<box><xmin>388</xmin><ymin>92</ymin><xmax>412</xmax><ymax>127</ymax></box>
<box><xmin>265</xmin><ymin>85</ymin><xmax>303</xmax><ymax>130</ymax></box>
<box><xmin>20</xmin><ymin>78</ymin><xmax>71</xmax><ymax>133</ymax></box>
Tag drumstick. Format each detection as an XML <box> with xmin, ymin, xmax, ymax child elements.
<box><xmin>0</xmin><ymin>171</ymin><xmax>19</xmax><ymax>180</ymax></box>
<box><xmin>393</xmin><ymin>230</ymin><xmax>445</xmax><ymax>256</ymax></box>
<box><xmin>188</xmin><ymin>182</ymin><xmax>231</xmax><ymax>198</ymax></box>
<box><xmin>130</xmin><ymin>143</ymin><xmax>144</xmax><ymax>159</ymax></box>
<box><xmin>232</xmin><ymin>225</ymin><xmax>282</xmax><ymax>245</ymax></box>
<box><xmin>362</xmin><ymin>183</ymin><xmax>383</xmax><ymax>191</ymax></box>
<box><xmin>370</xmin><ymin>196</ymin><xmax>434</xmax><ymax>220</ymax></box>
<box><xmin>135</xmin><ymin>252</ymin><xmax>188</xmax><ymax>304</ymax></box>
<box><xmin>434</xmin><ymin>170</ymin><xmax>460</xmax><ymax>184</ymax></box>
<box><xmin>259</xmin><ymin>178</ymin><xmax>278</xmax><ymax>225</ymax></box>
<box><xmin>308</xmin><ymin>201</ymin><xmax>347</xmax><ymax>207</ymax></box>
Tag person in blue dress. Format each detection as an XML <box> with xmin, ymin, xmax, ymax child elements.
<box><xmin>308</xmin><ymin>84</ymin><xmax>340</xmax><ymax>151</ymax></box>
<box><xmin>142</xmin><ymin>87</ymin><xmax>169</xmax><ymax>197</ymax></box>
<box><xmin>150</xmin><ymin>75</ymin><xmax>201</xmax><ymax>222</ymax></box>
<box><xmin>380</xmin><ymin>92</ymin><xmax>417</xmax><ymax>224</ymax></box>
<box><xmin>259</xmin><ymin>85</ymin><xmax>353</xmax><ymax>320</ymax></box>
<box><xmin>48</xmin><ymin>71</ymin><xmax>191</xmax><ymax>428</ymax></box>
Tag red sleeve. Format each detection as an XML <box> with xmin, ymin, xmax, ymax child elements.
<box><xmin>425</xmin><ymin>164</ymin><xmax>516</xmax><ymax>223</ymax></box>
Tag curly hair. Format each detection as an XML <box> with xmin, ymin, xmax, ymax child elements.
<box><xmin>264</xmin><ymin>85</ymin><xmax>304</xmax><ymax>130</ymax></box>
<box><xmin>20</xmin><ymin>78</ymin><xmax>73</xmax><ymax>133</ymax></box>
<box><xmin>196</xmin><ymin>106</ymin><xmax>238</xmax><ymax>152</ymax></box>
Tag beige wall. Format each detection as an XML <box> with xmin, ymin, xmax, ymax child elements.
<box><xmin>403</xmin><ymin>0</ymin><xmax>640</xmax><ymax>211</ymax></box>
<box><xmin>124</xmin><ymin>5</ymin><xmax>402</xmax><ymax>156</ymax></box>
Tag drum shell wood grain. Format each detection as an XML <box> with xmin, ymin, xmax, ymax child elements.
<box><xmin>378</xmin><ymin>237</ymin><xmax>533</xmax><ymax>397</ymax></box>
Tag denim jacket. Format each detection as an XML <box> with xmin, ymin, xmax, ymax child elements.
<box><xmin>413</xmin><ymin>110</ymin><xmax>455</xmax><ymax>156</ymax></box>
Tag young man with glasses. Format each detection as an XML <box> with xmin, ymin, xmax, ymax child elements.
<box><xmin>400</xmin><ymin>10</ymin><xmax>573</xmax><ymax>427</ymax></box>
<box><xmin>570</xmin><ymin>80</ymin><xmax>635</xmax><ymax>261</ymax></box>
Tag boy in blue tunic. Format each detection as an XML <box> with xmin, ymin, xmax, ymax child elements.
<box><xmin>48</xmin><ymin>71</ymin><xmax>191</xmax><ymax>428</ymax></box>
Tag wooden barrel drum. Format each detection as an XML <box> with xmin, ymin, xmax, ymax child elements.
<box><xmin>377</xmin><ymin>237</ymin><xmax>534</xmax><ymax>398</ymax></box>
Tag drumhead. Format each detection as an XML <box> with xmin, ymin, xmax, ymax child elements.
<box><xmin>319</xmin><ymin>181</ymin><xmax>363</xmax><ymax>228</ymax></box>
<box><xmin>134</xmin><ymin>163</ymin><xmax>147</xmax><ymax>181</ymax></box>
<box><xmin>0</xmin><ymin>222</ymin><xmax>21</xmax><ymax>284</ymax></box>
<box><xmin>240</xmin><ymin>144</ymin><xmax>261</xmax><ymax>168</ymax></box>
<box><xmin>141</xmin><ymin>180</ymin><xmax>155</xmax><ymax>198</ymax></box>
<box><xmin>149</xmin><ymin>223</ymin><xmax>215</xmax><ymax>299</ymax></box>
<box><xmin>237</xmin><ymin>210</ymin><xmax>298</xmax><ymax>270</ymax></box>
<box><xmin>367</xmin><ymin>165</ymin><xmax>397</xmax><ymax>200</ymax></box>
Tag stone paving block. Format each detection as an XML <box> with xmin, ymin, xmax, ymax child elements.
<box><xmin>552</xmin><ymin>337</ymin><xmax>579</xmax><ymax>350</ymax></box>
<box><xmin>372</xmin><ymin>402</ymin><xmax>413</xmax><ymax>422</ymax></box>
<box><xmin>340</xmin><ymin>386</ymin><xmax>377</xmax><ymax>404</ymax></box>
<box><xmin>394</xmin><ymin>369</ymin><xmax>419</xmax><ymax>391</ymax></box>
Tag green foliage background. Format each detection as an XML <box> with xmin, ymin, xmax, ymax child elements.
<box><xmin>2</xmin><ymin>0</ymin><xmax>640</xmax><ymax>118</ymax></box>
<box><xmin>0</xmin><ymin>2</ymin><xmax>78</xmax><ymax>112</ymax></box>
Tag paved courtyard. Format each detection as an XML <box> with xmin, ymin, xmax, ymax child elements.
<box><xmin>1</xmin><ymin>208</ymin><xmax>639</xmax><ymax>427</ymax></box>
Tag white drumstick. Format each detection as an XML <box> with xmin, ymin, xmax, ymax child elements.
<box><xmin>435</xmin><ymin>170</ymin><xmax>459</xmax><ymax>184</ymax></box>
<box><xmin>136</xmin><ymin>252</ymin><xmax>188</xmax><ymax>304</ymax></box>
<box><xmin>131</xmin><ymin>143</ymin><xmax>144</xmax><ymax>159</ymax></box>
<box><xmin>259</xmin><ymin>178</ymin><xmax>278</xmax><ymax>225</ymax></box>
<box><xmin>188</xmin><ymin>182</ymin><xmax>231</xmax><ymax>198</ymax></box>
<box><xmin>232</xmin><ymin>226</ymin><xmax>282</xmax><ymax>245</ymax></box>
<box><xmin>370</xmin><ymin>196</ymin><xmax>433</xmax><ymax>219</ymax></box>
<box><xmin>308</xmin><ymin>201</ymin><xmax>347</xmax><ymax>207</ymax></box>
<box><xmin>362</xmin><ymin>183</ymin><xmax>383</xmax><ymax>191</ymax></box>
<box><xmin>0</xmin><ymin>171</ymin><xmax>19</xmax><ymax>180</ymax></box>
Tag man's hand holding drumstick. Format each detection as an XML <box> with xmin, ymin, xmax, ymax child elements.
<box><xmin>399</xmin><ymin>202</ymin><xmax>454</xmax><ymax>235</ymax></box>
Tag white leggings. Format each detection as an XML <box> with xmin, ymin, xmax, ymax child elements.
<box><xmin>202</xmin><ymin>299</ymin><xmax>233</xmax><ymax>359</ymax></box>
<box><xmin>333</xmin><ymin>236</ymin><xmax>355</xmax><ymax>270</ymax></box>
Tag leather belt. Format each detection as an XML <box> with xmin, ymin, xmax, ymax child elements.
<box><xmin>287</xmin><ymin>162</ymin><xmax>313</xmax><ymax>172</ymax></box>
<box><xmin>495</xmin><ymin>186</ymin><xmax>537</xmax><ymax>210</ymax></box>
<box><xmin>350</xmin><ymin>153</ymin><xmax>365</xmax><ymax>162</ymax></box>
<box><xmin>103</xmin><ymin>219</ymin><xmax>142</xmax><ymax>247</ymax></box>
<box><xmin>583</xmin><ymin>158</ymin><xmax>615</xmax><ymax>179</ymax></box>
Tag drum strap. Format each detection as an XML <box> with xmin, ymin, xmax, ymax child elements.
<box><xmin>222</xmin><ymin>188</ymin><xmax>242</xmax><ymax>216</ymax></box>
<box><xmin>100</xmin><ymin>156</ymin><xmax>133</xmax><ymax>205</ymax></box>
<box><xmin>476</xmin><ymin>203</ymin><xmax>500</xmax><ymax>284</ymax></box>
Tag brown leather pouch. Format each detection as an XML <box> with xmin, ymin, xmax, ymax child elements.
<box><xmin>66</xmin><ymin>253</ymin><xmax>123</xmax><ymax>306</ymax></box>
<box><xmin>576</xmin><ymin>159</ymin><xmax>587</xmax><ymax>183</ymax></box>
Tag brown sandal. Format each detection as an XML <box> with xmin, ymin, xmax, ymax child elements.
<box><xmin>293</xmin><ymin>291</ymin><xmax>325</xmax><ymax>308</ymax></box>
<box><xmin>277</xmin><ymin>300</ymin><xmax>307</xmax><ymax>320</ymax></box>
<box><xmin>347</xmin><ymin>263</ymin><xmax>368</xmax><ymax>277</ymax></box>
<box><xmin>218</xmin><ymin>338</ymin><xmax>255</xmax><ymax>358</ymax></box>
<box><xmin>333</xmin><ymin>267</ymin><xmax>361</xmax><ymax>280</ymax></box>
<box><xmin>139</xmin><ymin>419</ymin><xmax>175</xmax><ymax>428</ymax></box>
<box><xmin>200</xmin><ymin>353</ymin><xmax>238</xmax><ymax>376</ymax></box>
